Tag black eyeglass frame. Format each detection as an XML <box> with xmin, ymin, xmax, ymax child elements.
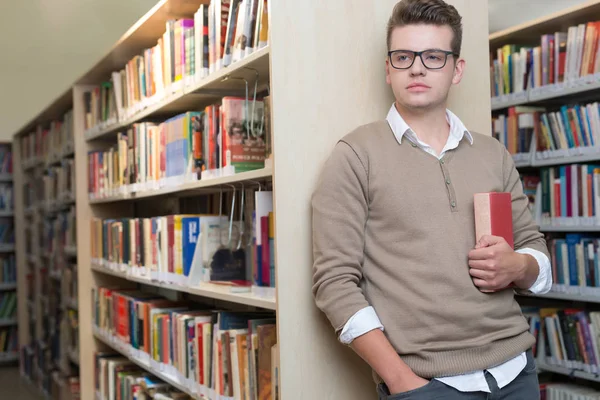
<box><xmin>387</xmin><ymin>49</ymin><xmax>459</xmax><ymax>70</ymax></box>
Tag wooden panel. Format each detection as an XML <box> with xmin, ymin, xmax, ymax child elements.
<box><xmin>13</xmin><ymin>139</ymin><xmax>28</xmax><ymax>366</ymax></box>
<box><xmin>73</xmin><ymin>85</ymin><xmax>97</xmax><ymax>399</ymax></box>
<box><xmin>447</xmin><ymin>0</ymin><xmax>491</xmax><ymax>135</ymax></box>
<box><xmin>489</xmin><ymin>0</ymin><xmax>600</xmax><ymax>50</ymax></box>
<box><xmin>270</xmin><ymin>1</ymin><xmax>490</xmax><ymax>398</ymax></box>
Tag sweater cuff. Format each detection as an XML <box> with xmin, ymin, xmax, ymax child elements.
<box><xmin>339</xmin><ymin>306</ymin><xmax>384</xmax><ymax>344</ymax></box>
<box><xmin>515</xmin><ymin>248</ymin><xmax>552</xmax><ymax>294</ymax></box>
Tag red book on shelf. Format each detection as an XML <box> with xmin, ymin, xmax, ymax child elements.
<box><xmin>473</xmin><ymin>192</ymin><xmax>514</xmax><ymax>249</ymax></box>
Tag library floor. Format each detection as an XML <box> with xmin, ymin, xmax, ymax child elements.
<box><xmin>0</xmin><ymin>367</ymin><xmax>44</xmax><ymax>399</ymax></box>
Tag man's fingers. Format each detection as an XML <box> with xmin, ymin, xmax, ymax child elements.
<box><xmin>468</xmin><ymin>247</ymin><xmax>496</xmax><ymax>261</ymax></box>
<box><xmin>468</xmin><ymin>267</ymin><xmax>493</xmax><ymax>280</ymax></box>
<box><xmin>472</xmin><ymin>278</ymin><xmax>493</xmax><ymax>289</ymax></box>
<box><xmin>476</xmin><ymin>235</ymin><xmax>503</xmax><ymax>249</ymax></box>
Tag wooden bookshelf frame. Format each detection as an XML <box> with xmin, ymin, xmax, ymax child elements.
<box><xmin>11</xmin><ymin>1</ymin><xmax>491</xmax><ymax>399</ymax></box>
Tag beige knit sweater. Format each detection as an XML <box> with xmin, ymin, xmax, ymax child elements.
<box><xmin>311</xmin><ymin>120</ymin><xmax>548</xmax><ymax>379</ymax></box>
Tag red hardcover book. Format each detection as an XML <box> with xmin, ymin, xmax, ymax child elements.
<box><xmin>473</xmin><ymin>192</ymin><xmax>514</xmax><ymax>249</ymax></box>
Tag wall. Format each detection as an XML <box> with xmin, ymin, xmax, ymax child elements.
<box><xmin>488</xmin><ymin>0</ymin><xmax>590</xmax><ymax>33</ymax></box>
<box><xmin>0</xmin><ymin>0</ymin><xmax>157</xmax><ymax>140</ymax></box>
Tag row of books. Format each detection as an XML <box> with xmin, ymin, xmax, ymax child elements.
<box><xmin>0</xmin><ymin>292</ymin><xmax>16</xmax><ymax>319</ymax></box>
<box><xmin>491</xmin><ymin>21</ymin><xmax>600</xmax><ymax>97</ymax></box>
<box><xmin>0</xmin><ymin>327</ymin><xmax>17</xmax><ymax>354</ymax></box>
<box><xmin>90</xmin><ymin>191</ymin><xmax>274</xmax><ymax>288</ymax></box>
<box><xmin>96</xmin><ymin>353</ymin><xmax>195</xmax><ymax>400</ymax></box>
<box><xmin>541</xmin><ymin>383</ymin><xmax>600</xmax><ymax>399</ymax></box>
<box><xmin>547</xmin><ymin>235</ymin><xmax>600</xmax><ymax>293</ymax></box>
<box><xmin>93</xmin><ymin>287</ymin><xmax>279</xmax><ymax>400</ymax></box>
<box><xmin>492</xmin><ymin>107</ymin><xmax>537</xmax><ymax>155</ymax></box>
<box><xmin>61</xmin><ymin>266</ymin><xmax>78</xmax><ymax>306</ymax></box>
<box><xmin>525</xmin><ymin>307</ymin><xmax>600</xmax><ymax>373</ymax></box>
<box><xmin>0</xmin><ymin>184</ymin><xmax>13</xmax><ymax>212</ymax></box>
<box><xmin>0</xmin><ymin>221</ymin><xmax>14</xmax><ymax>246</ymax></box>
<box><xmin>0</xmin><ymin>145</ymin><xmax>12</xmax><ymax>175</ymax></box>
<box><xmin>43</xmin><ymin>207</ymin><xmax>77</xmax><ymax>258</ymax></box>
<box><xmin>0</xmin><ymin>255</ymin><xmax>16</xmax><ymax>284</ymax></box>
<box><xmin>21</xmin><ymin>109</ymin><xmax>73</xmax><ymax>164</ymax></box>
<box><xmin>493</xmin><ymin>101</ymin><xmax>600</xmax><ymax>156</ymax></box>
<box><xmin>44</xmin><ymin>159</ymin><xmax>75</xmax><ymax>205</ymax></box>
<box><xmin>84</xmin><ymin>0</ymin><xmax>269</xmax><ymax>131</ymax></box>
<box><xmin>538</xmin><ymin>164</ymin><xmax>600</xmax><ymax>220</ymax></box>
<box><xmin>88</xmin><ymin>98</ymin><xmax>270</xmax><ymax>199</ymax></box>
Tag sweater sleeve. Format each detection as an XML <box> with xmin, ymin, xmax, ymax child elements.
<box><xmin>502</xmin><ymin>146</ymin><xmax>551</xmax><ymax>292</ymax></box>
<box><xmin>311</xmin><ymin>140</ymin><xmax>372</xmax><ymax>333</ymax></box>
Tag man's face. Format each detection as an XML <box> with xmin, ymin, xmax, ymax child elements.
<box><xmin>386</xmin><ymin>24</ymin><xmax>464</xmax><ymax>111</ymax></box>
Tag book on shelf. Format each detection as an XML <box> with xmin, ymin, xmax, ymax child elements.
<box><xmin>44</xmin><ymin>158</ymin><xmax>75</xmax><ymax>207</ymax></box>
<box><xmin>95</xmin><ymin>353</ymin><xmax>197</xmax><ymax>400</ymax></box>
<box><xmin>536</xmin><ymin>102</ymin><xmax>600</xmax><ymax>154</ymax></box>
<box><xmin>0</xmin><ymin>145</ymin><xmax>12</xmax><ymax>175</ymax></box>
<box><xmin>0</xmin><ymin>326</ymin><xmax>17</xmax><ymax>354</ymax></box>
<box><xmin>0</xmin><ymin>254</ymin><xmax>16</xmax><ymax>284</ymax></box>
<box><xmin>546</xmin><ymin>235</ymin><xmax>600</xmax><ymax>295</ymax></box>
<box><xmin>492</xmin><ymin>106</ymin><xmax>545</xmax><ymax>157</ymax></box>
<box><xmin>537</xmin><ymin>164</ymin><xmax>600</xmax><ymax>226</ymax></box>
<box><xmin>90</xmin><ymin>190</ymin><xmax>275</xmax><ymax>290</ymax></box>
<box><xmin>92</xmin><ymin>287</ymin><xmax>279</xmax><ymax>400</ymax></box>
<box><xmin>20</xmin><ymin>109</ymin><xmax>73</xmax><ymax>164</ymax></box>
<box><xmin>541</xmin><ymin>383</ymin><xmax>600</xmax><ymax>400</ymax></box>
<box><xmin>0</xmin><ymin>184</ymin><xmax>13</xmax><ymax>213</ymax></box>
<box><xmin>491</xmin><ymin>21</ymin><xmax>600</xmax><ymax>98</ymax></box>
<box><xmin>525</xmin><ymin>306</ymin><xmax>600</xmax><ymax>376</ymax></box>
<box><xmin>0</xmin><ymin>220</ymin><xmax>14</xmax><ymax>246</ymax></box>
<box><xmin>84</xmin><ymin>0</ymin><xmax>269</xmax><ymax>133</ymax></box>
<box><xmin>0</xmin><ymin>292</ymin><xmax>16</xmax><ymax>319</ymax></box>
<box><xmin>88</xmin><ymin>100</ymin><xmax>269</xmax><ymax>198</ymax></box>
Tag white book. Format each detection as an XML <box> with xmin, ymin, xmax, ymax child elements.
<box><xmin>255</xmin><ymin>191</ymin><xmax>273</xmax><ymax>246</ymax></box>
<box><xmin>575</xmin><ymin>24</ymin><xmax>587</xmax><ymax>79</ymax></box>
<box><xmin>566</xmin><ymin>26</ymin><xmax>576</xmax><ymax>80</ymax></box>
<box><xmin>561</xmin><ymin>242</ymin><xmax>570</xmax><ymax>289</ymax></box>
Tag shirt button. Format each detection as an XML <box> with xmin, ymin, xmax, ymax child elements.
<box><xmin>440</xmin><ymin>160</ymin><xmax>445</xmax><ymax>165</ymax></box>
<box><xmin>451</xmin><ymin>201</ymin><xmax>456</xmax><ymax>207</ymax></box>
<box><xmin>446</xmin><ymin>179</ymin><xmax>451</xmax><ymax>185</ymax></box>
<box><xmin>411</xmin><ymin>142</ymin><xmax>417</xmax><ymax>148</ymax></box>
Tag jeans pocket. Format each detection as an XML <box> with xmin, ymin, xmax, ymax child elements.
<box><xmin>522</xmin><ymin>349</ymin><xmax>537</xmax><ymax>374</ymax></box>
<box><xmin>386</xmin><ymin>379</ymin><xmax>439</xmax><ymax>399</ymax></box>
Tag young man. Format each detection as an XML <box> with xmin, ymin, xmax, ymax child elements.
<box><xmin>311</xmin><ymin>0</ymin><xmax>551</xmax><ymax>399</ymax></box>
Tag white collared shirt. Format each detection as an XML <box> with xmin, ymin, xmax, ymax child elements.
<box><xmin>339</xmin><ymin>104</ymin><xmax>552</xmax><ymax>393</ymax></box>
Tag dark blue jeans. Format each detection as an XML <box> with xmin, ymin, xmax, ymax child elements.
<box><xmin>377</xmin><ymin>349</ymin><xmax>540</xmax><ymax>399</ymax></box>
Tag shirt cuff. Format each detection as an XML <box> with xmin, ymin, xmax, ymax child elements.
<box><xmin>339</xmin><ymin>306</ymin><xmax>384</xmax><ymax>344</ymax></box>
<box><xmin>515</xmin><ymin>248</ymin><xmax>552</xmax><ymax>294</ymax></box>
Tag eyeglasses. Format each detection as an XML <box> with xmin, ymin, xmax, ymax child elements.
<box><xmin>388</xmin><ymin>49</ymin><xmax>458</xmax><ymax>70</ymax></box>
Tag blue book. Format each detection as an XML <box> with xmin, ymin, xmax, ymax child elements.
<box><xmin>181</xmin><ymin>216</ymin><xmax>201</xmax><ymax>277</ymax></box>
<box><xmin>566</xmin><ymin>234</ymin><xmax>583</xmax><ymax>286</ymax></box>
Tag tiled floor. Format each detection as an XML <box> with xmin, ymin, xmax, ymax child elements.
<box><xmin>0</xmin><ymin>367</ymin><xmax>44</xmax><ymax>400</ymax></box>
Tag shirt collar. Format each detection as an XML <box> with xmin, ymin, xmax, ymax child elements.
<box><xmin>385</xmin><ymin>103</ymin><xmax>474</xmax><ymax>146</ymax></box>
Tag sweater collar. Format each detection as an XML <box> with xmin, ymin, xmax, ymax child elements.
<box><xmin>386</xmin><ymin>103</ymin><xmax>474</xmax><ymax>146</ymax></box>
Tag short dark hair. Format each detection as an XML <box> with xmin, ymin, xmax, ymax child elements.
<box><xmin>386</xmin><ymin>0</ymin><xmax>463</xmax><ymax>56</ymax></box>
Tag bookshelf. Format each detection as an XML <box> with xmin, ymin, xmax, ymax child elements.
<box><xmin>13</xmin><ymin>96</ymin><xmax>78</xmax><ymax>396</ymax></box>
<box><xmin>0</xmin><ymin>142</ymin><xmax>16</xmax><ymax>365</ymax></box>
<box><xmin>10</xmin><ymin>0</ymin><xmax>491</xmax><ymax>399</ymax></box>
<box><xmin>490</xmin><ymin>0</ymin><xmax>600</xmax><ymax>393</ymax></box>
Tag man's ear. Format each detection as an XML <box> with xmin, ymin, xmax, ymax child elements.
<box><xmin>452</xmin><ymin>58</ymin><xmax>465</xmax><ymax>85</ymax></box>
<box><xmin>386</xmin><ymin>58</ymin><xmax>392</xmax><ymax>85</ymax></box>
